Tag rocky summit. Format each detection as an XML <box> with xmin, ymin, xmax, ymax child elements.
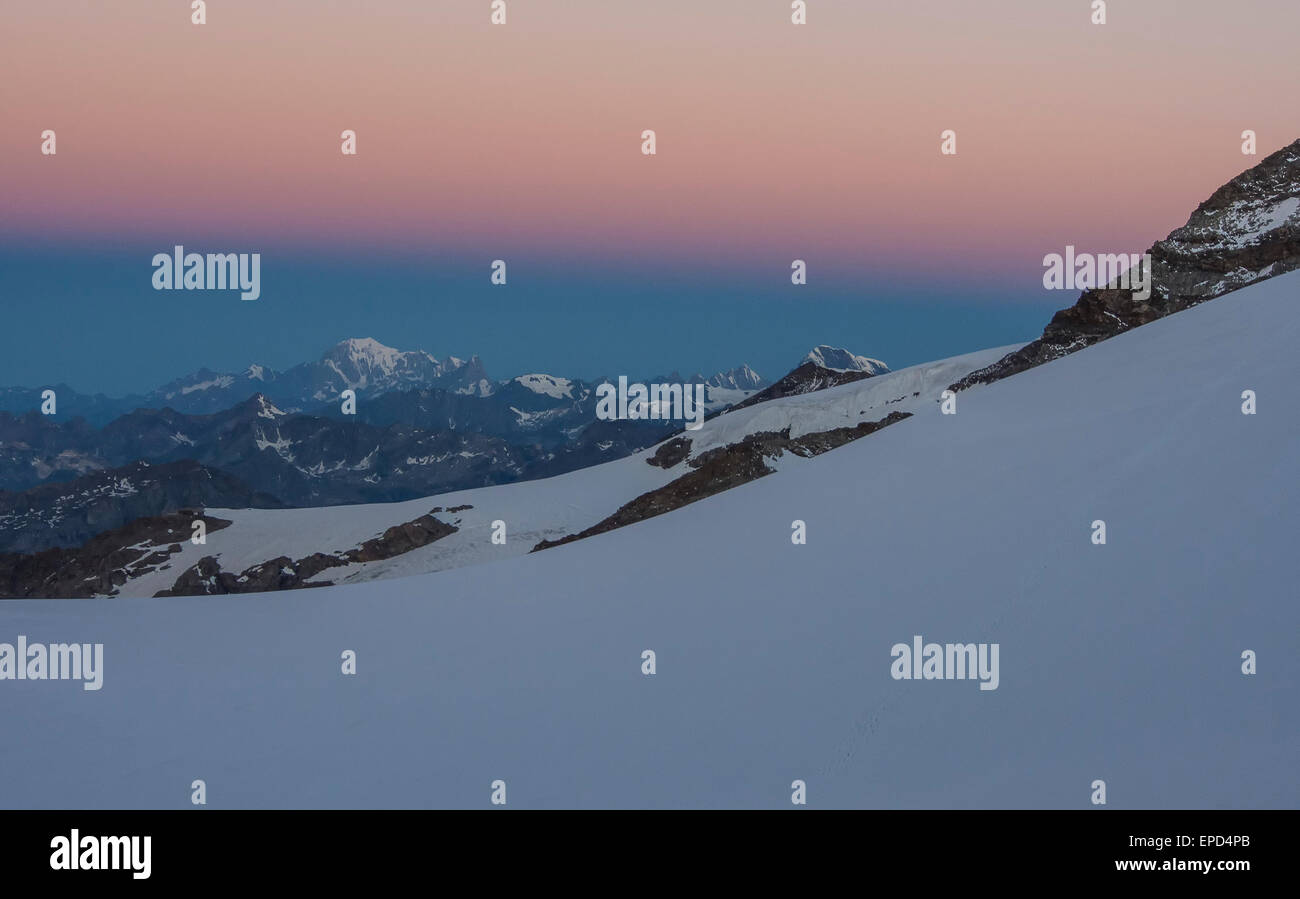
<box><xmin>953</xmin><ymin>139</ymin><xmax>1300</xmax><ymax>391</ymax></box>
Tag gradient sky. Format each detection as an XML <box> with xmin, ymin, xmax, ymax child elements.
<box><xmin>1</xmin><ymin>0</ymin><xmax>1297</xmax><ymax>394</ymax></box>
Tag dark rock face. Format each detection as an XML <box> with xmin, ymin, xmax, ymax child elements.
<box><xmin>0</xmin><ymin>512</ymin><xmax>232</xmax><ymax>598</ymax></box>
<box><xmin>0</xmin><ymin>411</ymin><xmax>101</xmax><ymax>490</ymax></box>
<box><xmin>0</xmin><ymin>385</ymin><xmax>148</xmax><ymax>428</ymax></box>
<box><xmin>343</xmin><ymin>514</ymin><xmax>458</xmax><ymax>563</ymax></box>
<box><xmin>731</xmin><ymin>362</ymin><xmax>877</xmax><ymax>412</ymax></box>
<box><xmin>534</xmin><ymin>412</ymin><xmax>911</xmax><ymax>552</ymax></box>
<box><xmin>155</xmin><ymin>510</ymin><xmax>459</xmax><ymax>596</ymax></box>
<box><xmin>156</xmin><ymin>554</ymin><xmax>321</xmax><ymax>596</ymax></box>
<box><xmin>1</xmin><ymin>496</ymin><xmax>462</xmax><ymax>597</ymax></box>
<box><xmin>646</xmin><ymin>437</ymin><xmax>693</xmax><ymax>469</ymax></box>
<box><xmin>0</xmin><ymin>460</ymin><xmax>279</xmax><ymax>554</ymax></box>
<box><xmin>952</xmin><ymin>139</ymin><xmax>1300</xmax><ymax>391</ymax></box>
<box><xmin>0</xmin><ymin>393</ymin><xmax>530</xmax><ymax>526</ymax></box>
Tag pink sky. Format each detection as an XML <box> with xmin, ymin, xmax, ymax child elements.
<box><xmin>2</xmin><ymin>0</ymin><xmax>1296</xmax><ymax>279</ymax></box>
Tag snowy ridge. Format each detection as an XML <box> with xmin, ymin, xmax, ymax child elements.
<box><xmin>1163</xmin><ymin>146</ymin><xmax>1300</xmax><ymax>256</ymax></box>
<box><xmin>705</xmin><ymin>364</ymin><xmax>766</xmax><ymax>390</ymax></box>
<box><xmin>686</xmin><ymin>345</ymin><xmax>1014</xmax><ymax>463</ymax></box>
<box><xmin>803</xmin><ymin>345</ymin><xmax>889</xmax><ymax>374</ymax></box>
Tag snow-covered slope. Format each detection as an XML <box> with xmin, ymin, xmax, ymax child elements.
<box><xmin>685</xmin><ymin>344</ymin><xmax>1008</xmax><ymax>462</ymax></box>
<box><xmin>2</xmin><ymin>272</ymin><xmax>1295</xmax><ymax>808</ymax></box>
<box><xmin>111</xmin><ymin>343</ymin><xmax>1016</xmax><ymax>596</ymax></box>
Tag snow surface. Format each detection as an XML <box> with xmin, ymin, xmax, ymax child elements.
<box><xmin>1</xmin><ymin>272</ymin><xmax>1296</xmax><ymax>808</ymax></box>
<box><xmin>701</xmin><ymin>385</ymin><xmax>754</xmax><ymax>410</ymax></box>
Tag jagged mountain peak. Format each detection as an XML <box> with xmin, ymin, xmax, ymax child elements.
<box><xmin>322</xmin><ymin>337</ymin><xmax>439</xmax><ymax>381</ymax></box>
<box><xmin>802</xmin><ymin>346</ymin><xmax>889</xmax><ymax>375</ymax></box>
<box><xmin>705</xmin><ymin>364</ymin><xmax>767</xmax><ymax>390</ymax></box>
<box><xmin>1161</xmin><ymin>138</ymin><xmax>1300</xmax><ymax>258</ymax></box>
<box><xmin>952</xmin><ymin>136</ymin><xmax>1300</xmax><ymax>392</ymax></box>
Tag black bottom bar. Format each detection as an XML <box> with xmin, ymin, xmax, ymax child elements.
<box><xmin>0</xmin><ymin>810</ymin><xmax>1288</xmax><ymax>886</ymax></box>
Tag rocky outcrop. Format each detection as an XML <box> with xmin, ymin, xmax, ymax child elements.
<box><xmin>952</xmin><ymin>139</ymin><xmax>1300</xmax><ymax>391</ymax></box>
<box><xmin>342</xmin><ymin>513</ymin><xmax>459</xmax><ymax>563</ymax></box>
<box><xmin>646</xmin><ymin>437</ymin><xmax>693</xmax><ymax>469</ymax></box>
<box><xmin>0</xmin><ymin>512</ymin><xmax>231</xmax><ymax>598</ymax></box>
<box><xmin>730</xmin><ymin>362</ymin><xmax>879</xmax><ymax>412</ymax></box>
<box><xmin>155</xmin><ymin>510</ymin><xmax>459</xmax><ymax>596</ymax></box>
<box><xmin>0</xmin><ymin>460</ymin><xmax>279</xmax><ymax>554</ymax></box>
<box><xmin>534</xmin><ymin>412</ymin><xmax>910</xmax><ymax>552</ymax></box>
<box><xmin>0</xmin><ymin>501</ymin><xmax>463</xmax><ymax>598</ymax></box>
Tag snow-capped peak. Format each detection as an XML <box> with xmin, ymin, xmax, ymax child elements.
<box><xmin>803</xmin><ymin>345</ymin><xmax>889</xmax><ymax>375</ymax></box>
<box><xmin>318</xmin><ymin>338</ymin><xmax>454</xmax><ymax>391</ymax></box>
<box><xmin>705</xmin><ymin>364</ymin><xmax>766</xmax><ymax>390</ymax></box>
<box><xmin>514</xmin><ymin>374</ymin><xmax>574</xmax><ymax>399</ymax></box>
<box><xmin>245</xmin><ymin>364</ymin><xmax>268</xmax><ymax>381</ymax></box>
<box><xmin>329</xmin><ymin>338</ymin><xmax>410</xmax><ymax>374</ymax></box>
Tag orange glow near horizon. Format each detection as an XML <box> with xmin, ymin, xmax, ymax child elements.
<box><xmin>2</xmin><ymin>0</ymin><xmax>1296</xmax><ymax>277</ymax></box>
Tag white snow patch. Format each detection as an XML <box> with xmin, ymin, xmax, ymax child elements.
<box><xmin>180</xmin><ymin>376</ymin><xmax>234</xmax><ymax>395</ymax></box>
<box><xmin>514</xmin><ymin>374</ymin><xmax>574</xmax><ymax>399</ymax></box>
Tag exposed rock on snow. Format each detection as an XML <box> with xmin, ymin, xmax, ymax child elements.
<box><xmin>952</xmin><ymin>138</ymin><xmax>1300</xmax><ymax>391</ymax></box>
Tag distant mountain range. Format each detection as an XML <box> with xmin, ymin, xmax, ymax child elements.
<box><xmin>0</xmin><ymin>337</ymin><xmax>788</xmax><ymax>425</ymax></box>
<box><xmin>153</xmin><ymin>337</ymin><xmax>497</xmax><ymax>413</ymax></box>
<box><xmin>0</xmin><ymin>341</ymin><xmax>893</xmax><ymax>552</ymax></box>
